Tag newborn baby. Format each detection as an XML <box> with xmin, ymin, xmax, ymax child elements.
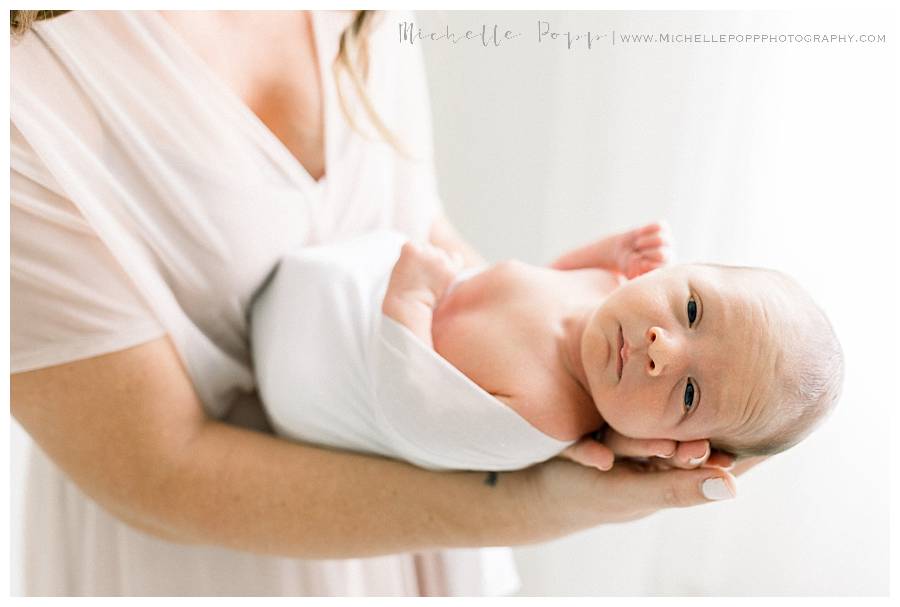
<box><xmin>251</xmin><ymin>224</ymin><xmax>844</xmax><ymax>471</ymax></box>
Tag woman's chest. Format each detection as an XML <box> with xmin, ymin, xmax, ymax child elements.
<box><xmin>161</xmin><ymin>11</ymin><xmax>327</xmax><ymax>181</ymax></box>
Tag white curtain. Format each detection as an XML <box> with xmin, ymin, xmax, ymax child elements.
<box><xmin>419</xmin><ymin>10</ymin><xmax>893</xmax><ymax>595</ymax></box>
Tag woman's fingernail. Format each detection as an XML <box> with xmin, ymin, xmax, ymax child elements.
<box><xmin>689</xmin><ymin>446</ymin><xmax>710</xmax><ymax>466</ymax></box>
<box><xmin>657</xmin><ymin>450</ymin><xmax>675</xmax><ymax>459</ymax></box>
<box><xmin>702</xmin><ymin>477</ymin><xmax>734</xmax><ymax>501</ymax></box>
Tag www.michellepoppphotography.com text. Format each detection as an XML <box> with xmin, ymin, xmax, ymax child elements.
<box><xmin>397</xmin><ymin>20</ymin><xmax>887</xmax><ymax>50</ymax></box>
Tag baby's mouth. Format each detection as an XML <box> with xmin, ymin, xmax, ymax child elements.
<box><xmin>616</xmin><ymin>324</ymin><xmax>624</xmax><ymax>382</ymax></box>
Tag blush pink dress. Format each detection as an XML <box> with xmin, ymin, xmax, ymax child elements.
<box><xmin>10</xmin><ymin>10</ymin><xmax>519</xmax><ymax>596</ymax></box>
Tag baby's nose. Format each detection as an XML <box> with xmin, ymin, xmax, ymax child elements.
<box><xmin>646</xmin><ymin>326</ymin><xmax>684</xmax><ymax>376</ymax></box>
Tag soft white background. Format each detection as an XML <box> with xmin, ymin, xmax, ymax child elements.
<box><xmin>9</xmin><ymin>9</ymin><xmax>895</xmax><ymax>596</ymax></box>
<box><xmin>417</xmin><ymin>10</ymin><xmax>893</xmax><ymax>595</ymax></box>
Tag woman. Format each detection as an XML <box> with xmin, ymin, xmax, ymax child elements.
<box><xmin>10</xmin><ymin>10</ymin><xmax>746</xmax><ymax>596</ymax></box>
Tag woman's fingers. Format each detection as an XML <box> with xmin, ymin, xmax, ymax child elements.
<box><xmin>560</xmin><ymin>438</ymin><xmax>615</xmax><ymax>471</ymax></box>
<box><xmin>671</xmin><ymin>439</ymin><xmax>711</xmax><ymax>468</ymax></box>
<box><xmin>528</xmin><ymin>452</ymin><xmax>737</xmax><ymax>535</ymax></box>
<box><xmin>706</xmin><ymin>450</ymin><xmax>736</xmax><ymax>470</ymax></box>
<box><xmin>604</xmin><ymin>430</ymin><xmax>677</xmax><ymax>459</ymax></box>
<box><xmin>605</xmin><ymin>430</ymin><xmax>731</xmax><ymax>472</ymax></box>
<box><xmin>731</xmin><ymin>455</ymin><xmax>768</xmax><ymax>476</ymax></box>
<box><xmin>614</xmin><ymin>465</ymin><xmax>737</xmax><ymax>507</ymax></box>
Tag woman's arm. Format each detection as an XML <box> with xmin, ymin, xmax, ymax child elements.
<box><xmin>11</xmin><ymin>335</ymin><xmax>531</xmax><ymax>558</ymax></box>
<box><xmin>11</xmin><ymin>335</ymin><xmax>740</xmax><ymax>559</ymax></box>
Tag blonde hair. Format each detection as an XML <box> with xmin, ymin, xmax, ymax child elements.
<box><xmin>9</xmin><ymin>10</ymin><xmax>69</xmax><ymax>37</ymax></box>
<box><xmin>333</xmin><ymin>11</ymin><xmax>411</xmax><ymax>157</ymax></box>
<box><xmin>11</xmin><ymin>10</ymin><xmax>410</xmax><ymax>157</ymax></box>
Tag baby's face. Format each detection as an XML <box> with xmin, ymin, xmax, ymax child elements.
<box><xmin>581</xmin><ymin>264</ymin><xmax>782</xmax><ymax>444</ymax></box>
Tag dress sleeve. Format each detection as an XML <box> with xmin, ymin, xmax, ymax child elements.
<box><xmin>10</xmin><ymin>123</ymin><xmax>167</xmax><ymax>374</ymax></box>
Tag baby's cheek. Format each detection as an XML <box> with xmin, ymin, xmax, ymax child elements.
<box><xmin>601</xmin><ymin>396</ymin><xmax>659</xmax><ymax>438</ymax></box>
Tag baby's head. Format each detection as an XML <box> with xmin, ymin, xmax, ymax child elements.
<box><xmin>580</xmin><ymin>263</ymin><xmax>844</xmax><ymax>458</ymax></box>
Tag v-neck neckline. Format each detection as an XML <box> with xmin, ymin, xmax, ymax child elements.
<box><xmin>150</xmin><ymin>10</ymin><xmax>331</xmax><ymax>193</ymax></box>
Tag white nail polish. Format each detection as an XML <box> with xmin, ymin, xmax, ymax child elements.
<box><xmin>689</xmin><ymin>447</ymin><xmax>710</xmax><ymax>466</ymax></box>
<box><xmin>702</xmin><ymin>478</ymin><xmax>734</xmax><ymax>501</ymax></box>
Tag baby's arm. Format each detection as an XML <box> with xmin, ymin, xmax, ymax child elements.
<box><xmin>551</xmin><ymin>221</ymin><xmax>673</xmax><ymax>279</ymax></box>
<box><xmin>382</xmin><ymin>242</ymin><xmax>462</xmax><ymax>348</ymax></box>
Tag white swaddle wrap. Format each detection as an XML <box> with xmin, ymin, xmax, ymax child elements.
<box><xmin>251</xmin><ymin>230</ymin><xmax>574</xmax><ymax>471</ymax></box>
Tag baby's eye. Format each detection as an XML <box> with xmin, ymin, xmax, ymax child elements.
<box><xmin>687</xmin><ymin>296</ymin><xmax>698</xmax><ymax>327</ymax></box>
<box><xmin>683</xmin><ymin>379</ymin><xmax>695</xmax><ymax>413</ymax></box>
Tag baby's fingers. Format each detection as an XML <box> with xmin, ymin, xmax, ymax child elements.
<box><xmin>633</xmin><ymin>221</ymin><xmax>665</xmax><ymax>236</ymax></box>
<box><xmin>560</xmin><ymin>438</ymin><xmax>615</xmax><ymax>471</ymax></box>
<box><xmin>636</xmin><ymin>249</ymin><xmax>666</xmax><ymax>263</ymax></box>
<box><xmin>625</xmin><ymin>257</ymin><xmax>665</xmax><ymax>279</ymax></box>
<box><xmin>634</xmin><ymin>234</ymin><xmax>666</xmax><ymax>251</ymax></box>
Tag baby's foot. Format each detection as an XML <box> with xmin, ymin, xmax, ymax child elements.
<box><xmin>613</xmin><ymin>221</ymin><xmax>674</xmax><ymax>279</ymax></box>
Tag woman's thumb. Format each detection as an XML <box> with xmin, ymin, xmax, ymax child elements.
<box><xmin>650</xmin><ymin>467</ymin><xmax>737</xmax><ymax>508</ymax></box>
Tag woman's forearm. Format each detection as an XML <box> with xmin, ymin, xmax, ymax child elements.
<box><xmin>152</xmin><ymin>419</ymin><xmax>536</xmax><ymax>558</ymax></box>
<box><xmin>12</xmin><ymin>338</ymin><xmax>539</xmax><ymax>560</ymax></box>
<box><xmin>13</xmin><ymin>336</ymin><xmax>739</xmax><ymax>560</ymax></box>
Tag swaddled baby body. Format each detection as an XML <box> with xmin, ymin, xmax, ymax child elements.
<box><xmin>251</xmin><ymin>230</ymin><xmax>575</xmax><ymax>471</ymax></box>
<box><xmin>251</xmin><ymin>225</ymin><xmax>843</xmax><ymax>472</ymax></box>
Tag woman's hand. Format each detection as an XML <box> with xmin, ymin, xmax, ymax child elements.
<box><xmin>559</xmin><ymin>427</ymin><xmax>735</xmax><ymax>472</ymax></box>
<box><xmin>519</xmin><ymin>453</ymin><xmax>743</xmax><ymax>540</ymax></box>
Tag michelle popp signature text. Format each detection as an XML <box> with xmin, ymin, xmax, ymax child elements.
<box><xmin>398</xmin><ymin>21</ymin><xmax>609</xmax><ymax>50</ymax></box>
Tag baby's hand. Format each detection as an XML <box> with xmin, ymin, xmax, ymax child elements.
<box><xmin>612</xmin><ymin>221</ymin><xmax>674</xmax><ymax>279</ymax></box>
<box><xmin>382</xmin><ymin>242</ymin><xmax>464</xmax><ymax>348</ymax></box>
<box><xmin>385</xmin><ymin>241</ymin><xmax>463</xmax><ymax>310</ymax></box>
<box><xmin>550</xmin><ymin>219</ymin><xmax>675</xmax><ymax>277</ymax></box>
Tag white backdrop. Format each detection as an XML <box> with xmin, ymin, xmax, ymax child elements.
<box><xmin>9</xmin><ymin>9</ymin><xmax>894</xmax><ymax>597</ymax></box>
<box><xmin>417</xmin><ymin>10</ymin><xmax>893</xmax><ymax>595</ymax></box>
